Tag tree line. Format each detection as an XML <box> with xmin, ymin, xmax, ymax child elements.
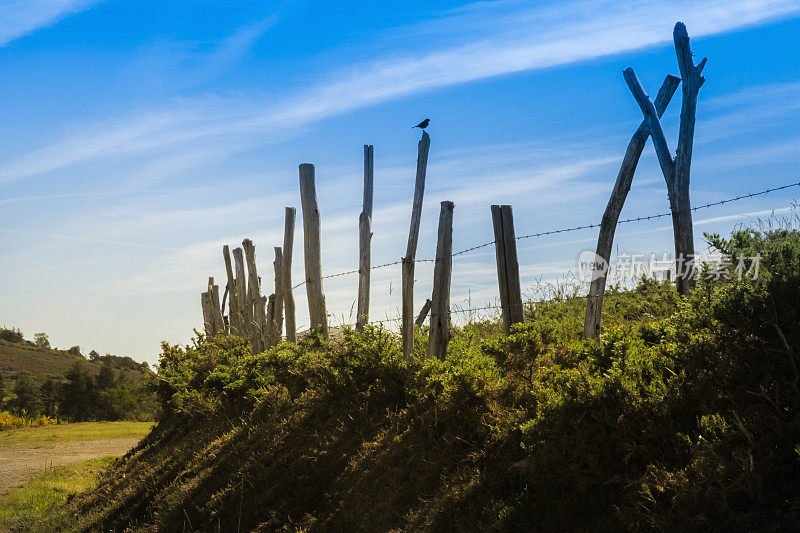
<box><xmin>1</xmin><ymin>327</ymin><xmax>158</xmax><ymax>422</ymax></box>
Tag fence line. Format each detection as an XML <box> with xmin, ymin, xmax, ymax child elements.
<box><xmin>284</xmin><ymin>180</ymin><xmax>800</xmax><ymax>292</ymax></box>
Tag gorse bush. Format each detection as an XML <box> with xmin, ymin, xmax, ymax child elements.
<box><xmin>0</xmin><ymin>411</ymin><xmax>55</xmax><ymax>430</ymax></box>
<box><xmin>67</xmin><ymin>227</ymin><xmax>800</xmax><ymax>532</ymax></box>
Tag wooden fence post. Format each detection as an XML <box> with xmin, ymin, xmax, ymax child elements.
<box><xmin>232</xmin><ymin>247</ymin><xmax>249</xmax><ymax>339</ymax></box>
<box><xmin>201</xmin><ymin>277</ymin><xmax>224</xmax><ymax>339</ymax></box>
<box><xmin>299</xmin><ymin>164</ymin><xmax>329</xmax><ymax>338</ymax></box>
<box><xmin>491</xmin><ymin>205</ymin><xmax>524</xmax><ymax>334</ymax></box>
<box><xmin>271</xmin><ymin>246</ymin><xmax>283</xmax><ymax>344</ymax></box>
<box><xmin>223</xmin><ymin>245</ymin><xmax>240</xmax><ymax>335</ymax></box>
<box><xmin>357</xmin><ymin>145</ymin><xmax>374</xmax><ymax>331</ymax></box>
<box><xmin>283</xmin><ymin>207</ymin><xmax>297</xmax><ymax>342</ymax></box>
<box><xmin>623</xmin><ymin>23</ymin><xmax>705</xmax><ymax>296</ymax></box>
<box><xmin>242</xmin><ymin>239</ymin><xmax>261</xmax><ymax>343</ymax></box>
<box><xmin>201</xmin><ymin>291</ymin><xmax>213</xmax><ymax>337</ymax></box>
<box><xmin>583</xmin><ymin>74</ymin><xmax>680</xmax><ymax>339</ymax></box>
<box><xmin>208</xmin><ymin>277</ymin><xmax>224</xmax><ymax>335</ymax></box>
<box><xmin>253</xmin><ymin>295</ymin><xmax>267</xmax><ymax>354</ymax></box>
<box><xmin>402</xmin><ymin>131</ymin><xmax>430</xmax><ymax>361</ymax></box>
<box><xmin>427</xmin><ymin>201</ymin><xmax>454</xmax><ymax>360</ymax></box>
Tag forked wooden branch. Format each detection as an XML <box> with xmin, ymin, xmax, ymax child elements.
<box><xmin>623</xmin><ymin>68</ymin><xmax>676</xmax><ymax>197</ymax></box>
<box><xmin>583</xmin><ymin>74</ymin><xmax>680</xmax><ymax>339</ymax></box>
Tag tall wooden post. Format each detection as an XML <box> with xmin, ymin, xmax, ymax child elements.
<box><xmin>357</xmin><ymin>145</ymin><xmax>374</xmax><ymax>331</ymax></box>
<box><xmin>253</xmin><ymin>295</ymin><xmax>267</xmax><ymax>354</ymax></box>
<box><xmin>491</xmin><ymin>205</ymin><xmax>523</xmax><ymax>334</ymax></box>
<box><xmin>232</xmin><ymin>247</ymin><xmax>249</xmax><ymax>339</ymax></box>
<box><xmin>583</xmin><ymin>75</ymin><xmax>680</xmax><ymax>339</ymax></box>
<box><xmin>223</xmin><ymin>245</ymin><xmax>240</xmax><ymax>335</ymax></box>
<box><xmin>272</xmin><ymin>246</ymin><xmax>283</xmax><ymax>344</ymax></box>
<box><xmin>283</xmin><ymin>207</ymin><xmax>297</xmax><ymax>342</ymax></box>
<box><xmin>299</xmin><ymin>164</ymin><xmax>329</xmax><ymax>338</ymax></box>
<box><xmin>427</xmin><ymin>201</ymin><xmax>454</xmax><ymax>360</ymax></box>
<box><xmin>402</xmin><ymin>131</ymin><xmax>430</xmax><ymax>361</ymax></box>
<box><xmin>242</xmin><ymin>239</ymin><xmax>261</xmax><ymax>339</ymax></box>
<box><xmin>623</xmin><ymin>22</ymin><xmax>705</xmax><ymax>296</ymax></box>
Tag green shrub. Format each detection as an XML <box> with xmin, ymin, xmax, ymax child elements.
<box><xmin>69</xmin><ymin>227</ymin><xmax>800</xmax><ymax>531</ymax></box>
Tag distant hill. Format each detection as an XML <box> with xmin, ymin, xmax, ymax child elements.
<box><xmin>0</xmin><ymin>328</ymin><xmax>157</xmax><ymax>422</ymax></box>
<box><xmin>0</xmin><ymin>330</ymin><xmax>151</xmax><ymax>389</ymax></box>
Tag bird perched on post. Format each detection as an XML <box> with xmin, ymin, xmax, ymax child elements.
<box><xmin>412</xmin><ymin>118</ymin><xmax>430</xmax><ymax>129</ymax></box>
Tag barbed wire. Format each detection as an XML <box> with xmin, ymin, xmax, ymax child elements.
<box><xmin>281</xmin><ymin>180</ymin><xmax>800</xmax><ymax>293</ymax></box>
<box><xmin>329</xmin><ymin>293</ymin><xmax>607</xmax><ymax>329</ymax></box>
<box><xmin>515</xmin><ymin>180</ymin><xmax>800</xmax><ymax>240</ymax></box>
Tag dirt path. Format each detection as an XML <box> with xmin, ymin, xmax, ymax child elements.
<box><xmin>0</xmin><ymin>423</ymin><xmax>150</xmax><ymax>493</ymax></box>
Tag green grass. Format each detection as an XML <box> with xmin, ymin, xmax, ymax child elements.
<box><xmin>0</xmin><ymin>421</ymin><xmax>154</xmax><ymax>447</ymax></box>
<box><xmin>0</xmin><ymin>456</ymin><xmax>115</xmax><ymax>532</ymax></box>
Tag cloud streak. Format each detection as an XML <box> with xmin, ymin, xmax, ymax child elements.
<box><xmin>2</xmin><ymin>0</ymin><xmax>799</xmax><ymax>185</ymax></box>
<box><xmin>0</xmin><ymin>0</ymin><xmax>100</xmax><ymax>47</ymax></box>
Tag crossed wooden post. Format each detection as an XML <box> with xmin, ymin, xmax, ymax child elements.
<box><xmin>624</xmin><ymin>22</ymin><xmax>705</xmax><ymax>297</ymax></box>
<box><xmin>584</xmin><ymin>22</ymin><xmax>706</xmax><ymax>338</ymax></box>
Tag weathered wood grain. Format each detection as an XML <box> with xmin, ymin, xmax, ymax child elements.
<box><xmin>299</xmin><ymin>164</ymin><xmax>329</xmax><ymax>338</ymax></box>
<box><xmin>357</xmin><ymin>144</ymin><xmax>374</xmax><ymax>331</ymax></box>
<box><xmin>622</xmin><ymin>23</ymin><xmax>705</xmax><ymax>296</ymax></box>
<box><xmin>427</xmin><ymin>201</ymin><xmax>454</xmax><ymax>360</ymax></box>
<box><xmin>223</xmin><ymin>245</ymin><xmax>240</xmax><ymax>335</ymax></box>
<box><xmin>283</xmin><ymin>207</ymin><xmax>297</xmax><ymax>342</ymax></box>
<box><xmin>242</xmin><ymin>239</ymin><xmax>261</xmax><ymax>338</ymax></box>
<box><xmin>233</xmin><ymin>247</ymin><xmax>249</xmax><ymax>339</ymax></box>
<box><xmin>402</xmin><ymin>131</ymin><xmax>430</xmax><ymax>361</ymax></box>
<box><xmin>491</xmin><ymin>205</ymin><xmax>524</xmax><ymax>334</ymax></box>
<box><xmin>584</xmin><ymin>74</ymin><xmax>680</xmax><ymax>339</ymax></box>
<box><xmin>415</xmin><ymin>298</ymin><xmax>432</xmax><ymax>327</ymax></box>
<box><xmin>272</xmin><ymin>246</ymin><xmax>283</xmax><ymax>345</ymax></box>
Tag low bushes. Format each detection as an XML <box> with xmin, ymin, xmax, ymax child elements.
<box><xmin>68</xmin><ymin>227</ymin><xmax>800</xmax><ymax>531</ymax></box>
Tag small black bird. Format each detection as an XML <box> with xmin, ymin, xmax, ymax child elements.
<box><xmin>412</xmin><ymin>118</ymin><xmax>430</xmax><ymax>129</ymax></box>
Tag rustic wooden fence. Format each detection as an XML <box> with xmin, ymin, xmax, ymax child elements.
<box><xmin>196</xmin><ymin>23</ymin><xmax>791</xmax><ymax>357</ymax></box>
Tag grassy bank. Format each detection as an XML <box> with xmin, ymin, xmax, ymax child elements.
<box><xmin>0</xmin><ymin>457</ymin><xmax>114</xmax><ymax>532</ymax></box>
<box><xmin>57</xmin><ymin>227</ymin><xmax>800</xmax><ymax>530</ymax></box>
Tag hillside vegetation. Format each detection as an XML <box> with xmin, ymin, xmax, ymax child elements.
<box><xmin>0</xmin><ymin>333</ymin><xmax>157</xmax><ymax>423</ymax></box>
<box><xmin>55</xmin><ymin>227</ymin><xmax>800</xmax><ymax>531</ymax></box>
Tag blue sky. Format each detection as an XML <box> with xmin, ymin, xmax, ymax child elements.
<box><xmin>1</xmin><ymin>0</ymin><xmax>799</xmax><ymax>364</ymax></box>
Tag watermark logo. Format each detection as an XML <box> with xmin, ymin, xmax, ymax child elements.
<box><xmin>576</xmin><ymin>251</ymin><xmax>761</xmax><ymax>282</ymax></box>
<box><xmin>577</xmin><ymin>251</ymin><xmax>609</xmax><ymax>282</ymax></box>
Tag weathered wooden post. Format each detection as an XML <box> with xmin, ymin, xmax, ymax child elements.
<box><xmin>299</xmin><ymin>164</ymin><xmax>329</xmax><ymax>338</ymax></box>
<box><xmin>223</xmin><ymin>245</ymin><xmax>240</xmax><ymax>335</ymax></box>
<box><xmin>282</xmin><ymin>207</ymin><xmax>297</xmax><ymax>342</ymax></box>
<box><xmin>357</xmin><ymin>145</ymin><xmax>374</xmax><ymax>331</ymax></box>
<box><xmin>583</xmin><ymin>75</ymin><xmax>680</xmax><ymax>339</ymax></box>
<box><xmin>233</xmin><ymin>247</ymin><xmax>249</xmax><ymax>339</ymax></box>
<box><xmin>201</xmin><ymin>291</ymin><xmax>214</xmax><ymax>337</ymax></box>
<box><xmin>415</xmin><ymin>298</ymin><xmax>432</xmax><ymax>326</ymax></box>
<box><xmin>242</xmin><ymin>239</ymin><xmax>261</xmax><ymax>341</ymax></box>
<box><xmin>271</xmin><ymin>246</ymin><xmax>284</xmax><ymax>344</ymax></box>
<box><xmin>253</xmin><ymin>294</ymin><xmax>267</xmax><ymax>354</ymax></box>
<box><xmin>209</xmin><ymin>277</ymin><xmax>224</xmax><ymax>334</ymax></box>
<box><xmin>623</xmin><ymin>22</ymin><xmax>705</xmax><ymax>296</ymax></box>
<box><xmin>402</xmin><ymin>131</ymin><xmax>430</xmax><ymax>360</ymax></box>
<box><xmin>427</xmin><ymin>201</ymin><xmax>454</xmax><ymax>360</ymax></box>
<box><xmin>491</xmin><ymin>205</ymin><xmax>524</xmax><ymax>334</ymax></box>
<box><xmin>201</xmin><ymin>277</ymin><xmax>224</xmax><ymax>338</ymax></box>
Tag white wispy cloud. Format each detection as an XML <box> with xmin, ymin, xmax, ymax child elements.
<box><xmin>0</xmin><ymin>0</ymin><xmax>100</xmax><ymax>47</ymax></box>
<box><xmin>1</xmin><ymin>0</ymin><xmax>798</xmax><ymax>185</ymax></box>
